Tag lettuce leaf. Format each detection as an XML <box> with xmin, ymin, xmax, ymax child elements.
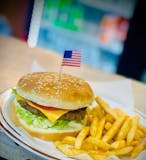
<box><xmin>16</xmin><ymin>105</ymin><xmax>70</xmax><ymax>129</ymax></box>
<box><xmin>52</xmin><ymin>120</ymin><xmax>69</xmax><ymax>129</ymax></box>
<box><xmin>12</xmin><ymin>88</ymin><xmax>17</xmax><ymax>95</ymax></box>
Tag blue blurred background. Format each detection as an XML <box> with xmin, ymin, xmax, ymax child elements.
<box><xmin>1</xmin><ymin>0</ymin><xmax>146</xmax><ymax>82</ymax></box>
<box><xmin>36</xmin><ymin>0</ymin><xmax>133</xmax><ymax>74</ymax></box>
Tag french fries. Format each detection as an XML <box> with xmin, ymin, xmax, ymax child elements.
<box><xmin>131</xmin><ymin>140</ymin><xmax>141</xmax><ymax>146</ymax></box>
<box><xmin>105</xmin><ymin>122</ymin><xmax>112</xmax><ymax>130</ymax></box>
<box><xmin>86</xmin><ymin>136</ymin><xmax>110</xmax><ymax>151</ymax></box>
<box><xmin>55</xmin><ymin>141</ymin><xmax>85</xmax><ymax>157</ymax></box>
<box><xmin>90</xmin><ymin>105</ymin><xmax>104</xmax><ymax>119</ymax></box>
<box><xmin>75</xmin><ymin>126</ymin><xmax>89</xmax><ymax>149</ymax></box>
<box><xmin>95</xmin><ymin>96</ymin><xmax>118</xmax><ymax>119</ymax></box>
<box><xmin>95</xmin><ymin>117</ymin><xmax>105</xmax><ymax>139</ymax></box>
<box><xmin>127</xmin><ymin>116</ymin><xmax>139</xmax><ymax>145</ymax></box>
<box><xmin>90</xmin><ymin>117</ymin><xmax>99</xmax><ymax>137</ymax></box>
<box><xmin>102</xmin><ymin>116</ymin><xmax>126</xmax><ymax>143</ymax></box>
<box><xmin>54</xmin><ymin>96</ymin><xmax>146</xmax><ymax>160</ymax></box>
<box><xmin>62</xmin><ymin>136</ymin><xmax>75</xmax><ymax>146</ymax></box>
<box><xmin>131</xmin><ymin>141</ymin><xmax>145</xmax><ymax>158</ymax></box>
<box><xmin>111</xmin><ymin>146</ymin><xmax>134</xmax><ymax>156</ymax></box>
<box><xmin>113</xmin><ymin>108</ymin><xmax>127</xmax><ymax>117</ymax></box>
<box><xmin>116</xmin><ymin>117</ymin><xmax>131</xmax><ymax>140</ymax></box>
<box><xmin>110</xmin><ymin>140</ymin><xmax>126</xmax><ymax>149</ymax></box>
<box><xmin>138</xmin><ymin>124</ymin><xmax>146</xmax><ymax>135</ymax></box>
<box><xmin>88</xmin><ymin>151</ymin><xmax>107</xmax><ymax>160</ymax></box>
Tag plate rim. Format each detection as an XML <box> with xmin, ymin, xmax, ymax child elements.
<box><xmin>0</xmin><ymin>114</ymin><xmax>62</xmax><ymax>160</ymax></box>
<box><xmin>0</xmin><ymin>89</ymin><xmax>73</xmax><ymax>160</ymax></box>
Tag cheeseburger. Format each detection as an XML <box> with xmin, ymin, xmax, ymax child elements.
<box><xmin>12</xmin><ymin>72</ymin><xmax>94</xmax><ymax>141</ymax></box>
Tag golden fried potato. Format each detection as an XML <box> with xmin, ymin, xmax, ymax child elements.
<box><xmin>75</xmin><ymin>127</ymin><xmax>89</xmax><ymax>149</ymax></box>
<box><xmin>95</xmin><ymin>97</ymin><xmax>118</xmax><ymax>119</ymax></box>
<box><xmin>116</xmin><ymin>117</ymin><xmax>131</xmax><ymax>140</ymax></box>
<box><xmin>131</xmin><ymin>141</ymin><xmax>145</xmax><ymax>158</ymax></box>
<box><xmin>127</xmin><ymin>116</ymin><xmax>139</xmax><ymax>145</ymax></box>
<box><xmin>102</xmin><ymin>116</ymin><xmax>126</xmax><ymax>143</ymax></box>
<box><xmin>95</xmin><ymin>117</ymin><xmax>106</xmax><ymax>139</ymax></box>
<box><xmin>90</xmin><ymin>116</ymin><xmax>99</xmax><ymax>137</ymax></box>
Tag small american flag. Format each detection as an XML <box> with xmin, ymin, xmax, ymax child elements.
<box><xmin>61</xmin><ymin>50</ymin><xmax>81</xmax><ymax>67</ymax></box>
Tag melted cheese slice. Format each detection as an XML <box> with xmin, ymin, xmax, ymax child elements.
<box><xmin>16</xmin><ymin>95</ymin><xmax>69</xmax><ymax>124</ymax></box>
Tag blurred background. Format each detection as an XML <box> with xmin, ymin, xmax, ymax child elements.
<box><xmin>0</xmin><ymin>0</ymin><xmax>146</xmax><ymax>82</ymax></box>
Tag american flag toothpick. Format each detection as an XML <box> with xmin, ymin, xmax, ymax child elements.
<box><xmin>59</xmin><ymin>50</ymin><xmax>81</xmax><ymax>80</ymax></box>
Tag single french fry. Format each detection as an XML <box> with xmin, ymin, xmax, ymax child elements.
<box><xmin>131</xmin><ymin>140</ymin><xmax>141</xmax><ymax>146</ymax></box>
<box><xmin>87</xmin><ymin>149</ymin><xmax>105</xmax><ymax>155</ymax></box>
<box><xmin>55</xmin><ymin>141</ymin><xmax>73</xmax><ymax>156</ymax></box>
<box><xmin>68</xmin><ymin>148</ymin><xmax>85</xmax><ymax>157</ymax></box>
<box><xmin>86</xmin><ymin>136</ymin><xmax>110</xmax><ymax>151</ymax></box>
<box><xmin>105</xmin><ymin>122</ymin><xmax>112</xmax><ymax>130</ymax></box>
<box><xmin>112</xmin><ymin>146</ymin><xmax>134</xmax><ymax>156</ymax></box>
<box><xmin>131</xmin><ymin>141</ymin><xmax>145</xmax><ymax>158</ymax></box>
<box><xmin>138</xmin><ymin>124</ymin><xmax>146</xmax><ymax>135</ymax></box>
<box><xmin>75</xmin><ymin>126</ymin><xmax>89</xmax><ymax>149</ymax></box>
<box><xmin>62</xmin><ymin>136</ymin><xmax>75</xmax><ymax>146</ymax></box>
<box><xmin>127</xmin><ymin>116</ymin><xmax>139</xmax><ymax>145</ymax></box>
<box><xmin>134</xmin><ymin>133</ymin><xmax>141</xmax><ymax>141</ymax></box>
<box><xmin>105</xmin><ymin>114</ymin><xmax>115</xmax><ymax>123</ymax></box>
<box><xmin>110</xmin><ymin>140</ymin><xmax>126</xmax><ymax>149</ymax></box>
<box><xmin>88</xmin><ymin>150</ymin><xmax>114</xmax><ymax>158</ymax></box>
<box><xmin>84</xmin><ymin>115</ymin><xmax>93</xmax><ymax>126</ymax></box>
<box><xmin>81</xmin><ymin>141</ymin><xmax>98</xmax><ymax>150</ymax></box>
<box><xmin>90</xmin><ymin>116</ymin><xmax>99</xmax><ymax>137</ymax></box>
<box><xmin>102</xmin><ymin>116</ymin><xmax>126</xmax><ymax>143</ymax></box>
<box><xmin>116</xmin><ymin>117</ymin><xmax>131</xmax><ymax>140</ymax></box>
<box><xmin>95</xmin><ymin>97</ymin><xmax>118</xmax><ymax>119</ymax></box>
<box><xmin>91</xmin><ymin>105</ymin><xmax>105</xmax><ymax>119</ymax></box>
<box><xmin>55</xmin><ymin>141</ymin><xmax>85</xmax><ymax>156</ymax></box>
<box><xmin>137</xmin><ymin>129</ymin><xmax>146</xmax><ymax>138</ymax></box>
<box><xmin>95</xmin><ymin>117</ymin><xmax>106</xmax><ymax>139</ymax></box>
<box><xmin>134</xmin><ymin>129</ymin><xmax>145</xmax><ymax>140</ymax></box>
<box><xmin>88</xmin><ymin>151</ymin><xmax>107</xmax><ymax>160</ymax></box>
<box><xmin>114</xmin><ymin>108</ymin><xmax>127</xmax><ymax>118</ymax></box>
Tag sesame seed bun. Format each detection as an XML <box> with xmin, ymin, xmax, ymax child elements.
<box><xmin>16</xmin><ymin>72</ymin><xmax>94</xmax><ymax>110</ymax></box>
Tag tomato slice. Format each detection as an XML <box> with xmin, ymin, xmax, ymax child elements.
<box><xmin>31</xmin><ymin>101</ymin><xmax>58</xmax><ymax>110</ymax></box>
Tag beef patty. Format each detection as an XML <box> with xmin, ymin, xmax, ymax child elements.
<box><xmin>18</xmin><ymin>100</ymin><xmax>86</xmax><ymax>122</ymax></box>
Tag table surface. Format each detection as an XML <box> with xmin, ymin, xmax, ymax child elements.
<box><xmin>0</xmin><ymin>35</ymin><xmax>146</xmax><ymax>160</ymax></box>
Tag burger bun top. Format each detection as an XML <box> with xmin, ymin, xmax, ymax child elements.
<box><xmin>16</xmin><ymin>72</ymin><xmax>94</xmax><ymax>110</ymax></box>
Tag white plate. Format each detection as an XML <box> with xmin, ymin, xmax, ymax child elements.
<box><xmin>0</xmin><ymin>89</ymin><xmax>146</xmax><ymax>160</ymax></box>
<box><xmin>0</xmin><ymin>89</ymin><xmax>75</xmax><ymax>160</ymax></box>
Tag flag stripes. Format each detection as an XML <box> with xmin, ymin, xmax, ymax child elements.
<box><xmin>62</xmin><ymin>50</ymin><xmax>81</xmax><ymax>67</ymax></box>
